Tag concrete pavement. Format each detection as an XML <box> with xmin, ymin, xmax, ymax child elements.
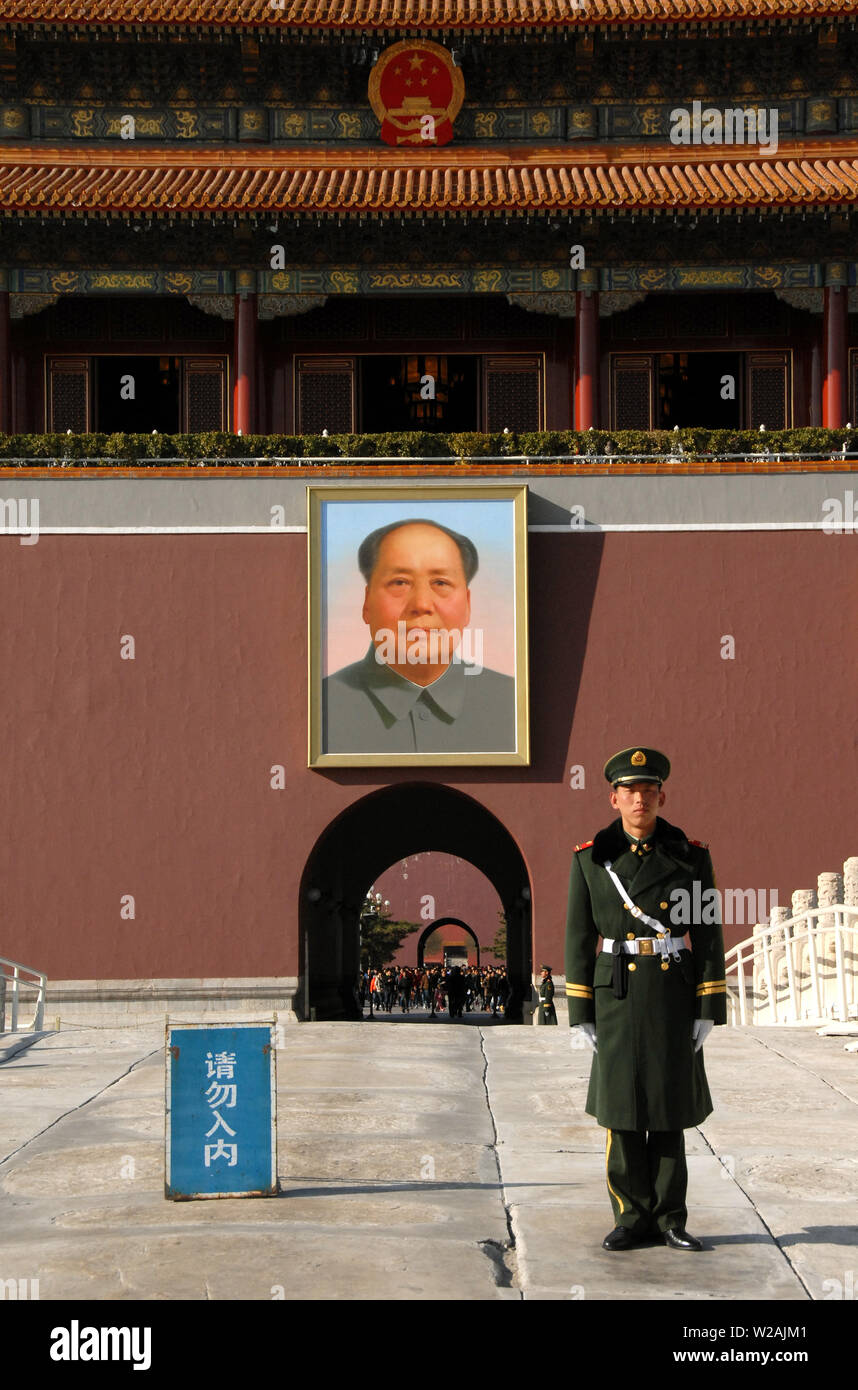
<box><xmin>1</xmin><ymin>1018</ymin><xmax>856</xmax><ymax>1302</ymax></box>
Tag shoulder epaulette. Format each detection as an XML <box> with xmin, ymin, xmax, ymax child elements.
<box><xmin>573</xmin><ymin>840</ymin><xmax>594</xmax><ymax>853</ymax></box>
<box><xmin>689</xmin><ymin>838</ymin><xmax>709</xmax><ymax>849</ymax></box>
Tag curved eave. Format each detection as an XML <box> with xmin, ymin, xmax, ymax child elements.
<box><xmin>3</xmin><ymin>142</ymin><xmax>858</xmax><ymax>217</ymax></box>
<box><xmin>2</xmin><ymin>0</ymin><xmax>858</xmax><ymax>35</ymax></box>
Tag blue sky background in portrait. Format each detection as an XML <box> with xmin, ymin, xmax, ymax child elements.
<box><xmin>321</xmin><ymin>497</ymin><xmax>517</xmax><ymax>676</ymax></box>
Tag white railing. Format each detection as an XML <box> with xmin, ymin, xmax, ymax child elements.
<box><xmin>725</xmin><ymin>907</ymin><xmax>858</xmax><ymax>1026</ymax></box>
<box><xmin>0</xmin><ymin>957</ymin><xmax>47</xmax><ymax>1034</ymax></box>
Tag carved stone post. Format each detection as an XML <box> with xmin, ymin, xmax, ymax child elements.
<box><xmin>843</xmin><ymin>857</ymin><xmax>858</xmax><ymax>907</ymax></box>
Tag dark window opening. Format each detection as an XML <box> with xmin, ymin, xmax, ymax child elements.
<box><xmin>359</xmin><ymin>355</ymin><xmax>479</xmax><ymax>433</ymax></box>
<box><xmin>657</xmin><ymin>352</ymin><xmax>742</xmax><ymax>429</ymax></box>
<box><xmin>95</xmin><ymin>356</ymin><xmax>181</xmax><ymax>433</ymax></box>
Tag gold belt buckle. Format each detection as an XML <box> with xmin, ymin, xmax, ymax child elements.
<box><xmin>638</xmin><ymin>939</ymin><xmax>654</xmax><ymax>956</ymax></box>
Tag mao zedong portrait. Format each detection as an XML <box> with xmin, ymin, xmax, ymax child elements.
<box><xmin>322</xmin><ymin>519</ymin><xmax>516</xmax><ymax>754</ymax></box>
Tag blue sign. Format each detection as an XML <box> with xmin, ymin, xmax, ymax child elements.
<box><xmin>166</xmin><ymin>1023</ymin><xmax>277</xmax><ymax>1199</ymax></box>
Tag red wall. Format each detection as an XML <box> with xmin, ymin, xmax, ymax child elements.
<box><xmin>371</xmin><ymin>853</ymin><xmax>506</xmax><ymax>966</ymax></box>
<box><xmin>1</xmin><ymin>530</ymin><xmax>855</xmax><ymax>980</ymax></box>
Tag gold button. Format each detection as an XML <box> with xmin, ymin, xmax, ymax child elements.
<box><xmin>661</xmin><ymin>961</ymin><xmax>669</xmax><ymax>971</ymax></box>
<box><xmin>660</xmin><ymin>901</ymin><xmax>668</xmax><ymax>910</ymax></box>
<box><xmin>628</xmin><ymin>962</ymin><xmax>637</xmax><ymax>972</ymax></box>
<box><xmin>623</xmin><ymin>903</ymin><xmax>630</xmax><ymax>910</ymax></box>
<box><xmin>626</xmin><ymin>932</ymin><xmax>635</xmax><ymax>941</ymax></box>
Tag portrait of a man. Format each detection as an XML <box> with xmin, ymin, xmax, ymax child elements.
<box><xmin>308</xmin><ymin>486</ymin><xmax>529</xmax><ymax>766</ymax></box>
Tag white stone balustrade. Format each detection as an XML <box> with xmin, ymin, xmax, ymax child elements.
<box><xmin>737</xmin><ymin>859</ymin><xmax>857</xmax><ymax>1025</ymax></box>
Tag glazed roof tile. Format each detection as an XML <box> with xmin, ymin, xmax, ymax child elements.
<box><xmin>2</xmin><ymin>0</ymin><xmax>856</xmax><ymax>29</ymax></box>
<box><xmin>3</xmin><ymin>143</ymin><xmax>858</xmax><ymax>213</ymax></box>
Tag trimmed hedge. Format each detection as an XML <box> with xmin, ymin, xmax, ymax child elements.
<box><xmin>0</xmin><ymin>428</ymin><xmax>856</xmax><ymax>464</ymax></box>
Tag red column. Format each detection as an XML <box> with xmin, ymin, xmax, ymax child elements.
<box><xmin>822</xmin><ymin>284</ymin><xmax>847</xmax><ymax>428</ymax></box>
<box><xmin>0</xmin><ymin>287</ymin><xmax>11</xmax><ymax>435</ymax></box>
<box><xmin>233</xmin><ymin>290</ymin><xmax>258</xmax><ymax>435</ymax></box>
<box><xmin>574</xmin><ymin>290</ymin><xmax>599</xmax><ymax>431</ymax></box>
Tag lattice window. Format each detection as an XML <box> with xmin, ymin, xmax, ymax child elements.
<box><xmin>374</xmin><ymin>299</ymin><xmax>464</xmax><ymax>342</ymax></box>
<box><xmin>110</xmin><ymin>299</ymin><xmax>166</xmax><ymax>343</ymax></box>
<box><xmin>732</xmin><ymin>294</ymin><xmax>790</xmax><ymax>339</ymax></box>
<box><xmin>746</xmin><ymin>352</ymin><xmax>791</xmax><ymax>429</ymax></box>
<box><xmin>673</xmin><ymin>295</ymin><xmax>727</xmax><ymax>340</ymax></box>
<box><xmin>470</xmin><ymin>299</ymin><xmax>548</xmax><ymax>341</ymax></box>
<box><xmin>296</xmin><ymin>357</ymin><xmax>355</xmax><ymax>435</ymax></box>
<box><xmin>283</xmin><ymin>300</ymin><xmax>368</xmax><ymax>341</ymax></box>
<box><xmin>609</xmin><ymin>296</ymin><xmax>669</xmax><ymax>342</ymax></box>
<box><xmin>483</xmin><ymin>355</ymin><xmax>543</xmax><ymax>432</ymax></box>
<box><xmin>611</xmin><ymin>354</ymin><xmax>654</xmax><ymax>430</ymax></box>
<box><xmin>46</xmin><ymin>357</ymin><xmax>90</xmax><ymax>433</ymax></box>
<box><xmin>50</xmin><ymin>297</ymin><xmax>108</xmax><ymax>341</ymax></box>
<box><xmin>184</xmin><ymin>357</ymin><xmax>227</xmax><ymax>432</ymax></box>
<box><xmin>168</xmin><ymin>298</ymin><xmax>226</xmax><ymax>341</ymax></box>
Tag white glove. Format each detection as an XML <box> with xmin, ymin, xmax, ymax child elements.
<box><xmin>570</xmin><ymin>1023</ymin><xmax>597</xmax><ymax>1052</ymax></box>
<box><xmin>692</xmin><ymin>1019</ymin><xmax>714</xmax><ymax>1052</ymax></box>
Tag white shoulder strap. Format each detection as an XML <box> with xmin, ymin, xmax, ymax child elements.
<box><xmin>603</xmin><ymin>860</ymin><xmax>666</xmax><ymax>934</ymax></box>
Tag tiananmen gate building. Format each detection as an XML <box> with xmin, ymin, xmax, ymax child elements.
<box><xmin>3</xmin><ymin>0</ymin><xmax>858</xmax><ymax>432</ymax></box>
<box><xmin>0</xmin><ymin>2</ymin><xmax>856</xmax><ymax>1025</ymax></box>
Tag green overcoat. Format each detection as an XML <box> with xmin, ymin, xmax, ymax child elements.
<box><xmin>537</xmin><ymin>976</ymin><xmax>557</xmax><ymax>1024</ymax></box>
<box><xmin>564</xmin><ymin>816</ymin><xmax>726</xmax><ymax>1131</ymax></box>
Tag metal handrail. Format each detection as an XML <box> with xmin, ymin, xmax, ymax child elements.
<box><xmin>0</xmin><ymin>956</ymin><xmax>47</xmax><ymax>1034</ymax></box>
<box><xmin>725</xmin><ymin>906</ymin><xmax>858</xmax><ymax>1026</ymax></box>
<box><xmin>2</xmin><ymin>451</ymin><xmax>858</xmax><ymax>467</ymax></box>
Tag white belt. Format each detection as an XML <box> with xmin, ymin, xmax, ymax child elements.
<box><xmin>603</xmin><ymin>860</ymin><xmax>682</xmax><ymax>961</ymax></box>
<box><xmin>601</xmin><ymin>936</ymin><xmax>674</xmax><ymax>957</ymax></box>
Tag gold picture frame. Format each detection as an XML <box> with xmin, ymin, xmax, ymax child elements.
<box><xmin>308</xmin><ymin>484</ymin><xmax>530</xmax><ymax>768</ymax></box>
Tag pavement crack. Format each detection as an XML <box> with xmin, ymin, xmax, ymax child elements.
<box><xmin>749</xmin><ymin>1032</ymin><xmax>858</xmax><ymax>1108</ymax></box>
<box><xmin>695</xmin><ymin>1126</ymin><xmax>814</xmax><ymax>1301</ymax></box>
<box><xmin>477</xmin><ymin>1027</ymin><xmax>522</xmax><ymax>1298</ymax></box>
<box><xmin>0</xmin><ymin>1046</ymin><xmax>163</xmax><ymax>1170</ymax></box>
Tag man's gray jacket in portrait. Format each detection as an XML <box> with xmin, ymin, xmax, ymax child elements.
<box><xmin>323</xmin><ymin>645</ymin><xmax>516</xmax><ymax>754</ymax></box>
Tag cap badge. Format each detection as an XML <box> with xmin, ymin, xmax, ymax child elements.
<box><xmin>631</xmin><ymin>750</ymin><xmax>647</xmax><ymax>765</ymax></box>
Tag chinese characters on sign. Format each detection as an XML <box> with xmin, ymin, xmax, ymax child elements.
<box><xmin>166</xmin><ymin>1023</ymin><xmax>277</xmax><ymax>1199</ymax></box>
<box><xmin>203</xmin><ymin>1049</ymin><xmax>238</xmax><ymax>1169</ymax></box>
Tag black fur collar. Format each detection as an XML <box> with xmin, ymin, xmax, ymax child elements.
<box><xmin>590</xmin><ymin>816</ymin><xmax>690</xmax><ymax>866</ymax></box>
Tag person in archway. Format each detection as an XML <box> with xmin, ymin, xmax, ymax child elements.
<box><xmin>565</xmin><ymin>746</ymin><xmax>726</xmax><ymax>1253</ymax></box>
<box><xmin>322</xmin><ymin>519</ymin><xmax>516</xmax><ymax>755</ymax></box>
<box><xmin>537</xmin><ymin>965</ymin><xmax>557</xmax><ymax>1024</ymax></box>
<box><xmin>446</xmin><ymin>965</ymin><xmax>466</xmax><ymax>1019</ymax></box>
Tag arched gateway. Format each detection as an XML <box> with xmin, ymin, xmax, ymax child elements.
<box><xmin>417</xmin><ymin>919</ymin><xmax>481</xmax><ymax>969</ymax></box>
<box><xmin>300</xmin><ymin>784</ymin><xmax>531</xmax><ymax>1021</ymax></box>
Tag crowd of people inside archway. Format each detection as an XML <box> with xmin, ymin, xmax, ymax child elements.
<box><xmin>356</xmin><ymin>964</ymin><xmax>509</xmax><ymax>1018</ymax></box>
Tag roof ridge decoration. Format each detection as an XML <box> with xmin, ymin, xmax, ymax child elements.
<box><xmin>3</xmin><ymin>1</ymin><xmax>858</xmax><ymax>32</ymax></box>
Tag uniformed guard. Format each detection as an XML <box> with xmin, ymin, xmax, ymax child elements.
<box><xmin>565</xmin><ymin>747</ymin><xmax>726</xmax><ymax>1251</ymax></box>
<box><xmin>537</xmin><ymin>965</ymin><xmax>557</xmax><ymax>1025</ymax></box>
